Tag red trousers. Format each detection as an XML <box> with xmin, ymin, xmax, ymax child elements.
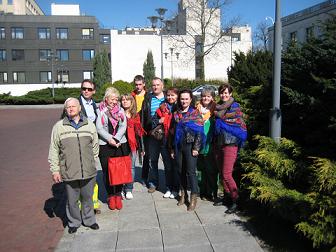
<box><xmin>218</xmin><ymin>145</ymin><xmax>238</xmax><ymax>201</ymax></box>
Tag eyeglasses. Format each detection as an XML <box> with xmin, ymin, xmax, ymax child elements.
<box><xmin>81</xmin><ymin>87</ymin><xmax>94</xmax><ymax>92</ymax></box>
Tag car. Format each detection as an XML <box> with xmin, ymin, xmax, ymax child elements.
<box><xmin>192</xmin><ymin>84</ymin><xmax>219</xmax><ymax>99</ymax></box>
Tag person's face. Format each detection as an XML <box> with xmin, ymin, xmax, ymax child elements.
<box><xmin>166</xmin><ymin>91</ymin><xmax>178</xmax><ymax>105</ymax></box>
<box><xmin>121</xmin><ymin>97</ymin><xmax>131</xmax><ymax>110</ymax></box>
<box><xmin>134</xmin><ymin>80</ymin><xmax>145</xmax><ymax>93</ymax></box>
<box><xmin>81</xmin><ymin>81</ymin><xmax>96</xmax><ymax>100</ymax></box>
<box><xmin>66</xmin><ymin>99</ymin><xmax>81</xmax><ymax>118</ymax></box>
<box><xmin>201</xmin><ymin>93</ymin><xmax>214</xmax><ymax>107</ymax></box>
<box><xmin>152</xmin><ymin>79</ymin><xmax>164</xmax><ymax>95</ymax></box>
<box><xmin>105</xmin><ymin>94</ymin><xmax>119</xmax><ymax>107</ymax></box>
<box><xmin>220</xmin><ymin>88</ymin><xmax>232</xmax><ymax>102</ymax></box>
<box><xmin>180</xmin><ymin>92</ymin><xmax>192</xmax><ymax>110</ymax></box>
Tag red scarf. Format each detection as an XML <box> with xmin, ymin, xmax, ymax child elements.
<box><xmin>127</xmin><ymin>114</ymin><xmax>145</xmax><ymax>152</ymax></box>
<box><xmin>156</xmin><ymin>103</ymin><xmax>172</xmax><ymax>138</ymax></box>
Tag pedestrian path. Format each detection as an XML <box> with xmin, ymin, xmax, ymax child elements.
<box><xmin>55</xmin><ymin>182</ymin><xmax>263</xmax><ymax>252</ymax></box>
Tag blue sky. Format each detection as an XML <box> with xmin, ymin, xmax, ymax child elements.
<box><xmin>38</xmin><ymin>0</ymin><xmax>323</xmax><ymax>32</ymax></box>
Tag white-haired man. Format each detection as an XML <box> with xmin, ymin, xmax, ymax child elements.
<box><xmin>48</xmin><ymin>97</ymin><xmax>99</xmax><ymax>234</ymax></box>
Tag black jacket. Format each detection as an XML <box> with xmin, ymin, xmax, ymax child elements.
<box><xmin>141</xmin><ymin>92</ymin><xmax>166</xmax><ymax>132</ymax></box>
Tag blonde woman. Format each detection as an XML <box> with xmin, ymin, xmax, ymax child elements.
<box><xmin>96</xmin><ymin>87</ymin><xmax>129</xmax><ymax>210</ymax></box>
<box><xmin>121</xmin><ymin>94</ymin><xmax>145</xmax><ymax>199</ymax></box>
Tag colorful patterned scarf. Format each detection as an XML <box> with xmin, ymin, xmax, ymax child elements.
<box><xmin>215</xmin><ymin>100</ymin><xmax>247</xmax><ymax>147</ymax></box>
<box><xmin>173</xmin><ymin>107</ymin><xmax>205</xmax><ymax>152</ymax></box>
<box><xmin>99</xmin><ymin>101</ymin><xmax>124</xmax><ymax>136</ymax></box>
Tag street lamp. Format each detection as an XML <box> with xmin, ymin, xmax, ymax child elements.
<box><xmin>148</xmin><ymin>8</ymin><xmax>171</xmax><ymax>80</ymax></box>
<box><xmin>164</xmin><ymin>47</ymin><xmax>179</xmax><ymax>86</ymax></box>
<box><xmin>265</xmin><ymin>16</ymin><xmax>275</xmax><ymax>24</ymax></box>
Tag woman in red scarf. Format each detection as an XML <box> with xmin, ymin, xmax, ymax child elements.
<box><xmin>121</xmin><ymin>94</ymin><xmax>145</xmax><ymax>200</ymax></box>
<box><xmin>152</xmin><ymin>87</ymin><xmax>179</xmax><ymax>199</ymax></box>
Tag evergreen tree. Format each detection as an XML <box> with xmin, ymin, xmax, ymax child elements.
<box><xmin>228</xmin><ymin>50</ymin><xmax>273</xmax><ymax>137</ymax></box>
<box><xmin>93</xmin><ymin>50</ymin><xmax>111</xmax><ymax>89</ymax></box>
<box><xmin>281</xmin><ymin>16</ymin><xmax>336</xmax><ymax>157</ymax></box>
<box><xmin>143</xmin><ymin>50</ymin><xmax>155</xmax><ymax>85</ymax></box>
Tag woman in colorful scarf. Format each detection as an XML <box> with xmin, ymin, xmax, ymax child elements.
<box><xmin>213</xmin><ymin>83</ymin><xmax>247</xmax><ymax>214</ymax></box>
<box><xmin>170</xmin><ymin>89</ymin><xmax>205</xmax><ymax>211</ymax></box>
<box><xmin>152</xmin><ymin>87</ymin><xmax>179</xmax><ymax>199</ymax></box>
<box><xmin>96</xmin><ymin>87</ymin><xmax>129</xmax><ymax>210</ymax></box>
<box><xmin>196</xmin><ymin>86</ymin><xmax>218</xmax><ymax>202</ymax></box>
<box><xmin>121</xmin><ymin>94</ymin><xmax>145</xmax><ymax>200</ymax></box>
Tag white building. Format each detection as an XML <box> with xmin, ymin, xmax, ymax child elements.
<box><xmin>51</xmin><ymin>3</ymin><xmax>80</xmax><ymax>16</ymax></box>
<box><xmin>111</xmin><ymin>0</ymin><xmax>252</xmax><ymax>83</ymax></box>
<box><xmin>268</xmin><ymin>0</ymin><xmax>336</xmax><ymax>51</ymax></box>
<box><xmin>0</xmin><ymin>0</ymin><xmax>44</xmax><ymax>15</ymax></box>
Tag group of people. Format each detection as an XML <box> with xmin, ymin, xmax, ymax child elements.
<box><xmin>48</xmin><ymin>75</ymin><xmax>247</xmax><ymax>234</ymax></box>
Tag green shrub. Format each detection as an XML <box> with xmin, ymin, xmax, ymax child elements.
<box><xmin>241</xmin><ymin>135</ymin><xmax>336</xmax><ymax>249</ymax></box>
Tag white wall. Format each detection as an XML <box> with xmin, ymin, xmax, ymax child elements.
<box><xmin>51</xmin><ymin>3</ymin><xmax>80</xmax><ymax>16</ymax></box>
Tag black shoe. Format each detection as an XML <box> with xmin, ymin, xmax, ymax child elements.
<box><xmin>89</xmin><ymin>223</ymin><xmax>100</xmax><ymax>230</ymax></box>
<box><xmin>225</xmin><ymin>203</ymin><xmax>237</xmax><ymax>214</ymax></box>
<box><xmin>68</xmin><ymin>226</ymin><xmax>78</xmax><ymax>234</ymax></box>
<box><xmin>213</xmin><ymin>198</ymin><xmax>224</xmax><ymax>206</ymax></box>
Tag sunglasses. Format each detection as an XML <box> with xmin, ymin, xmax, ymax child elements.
<box><xmin>81</xmin><ymin>87</ymin><xmax>94</xmax><ymax>92</ymax></box>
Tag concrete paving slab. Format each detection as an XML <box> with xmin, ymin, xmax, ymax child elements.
<box><xmin>117</xmin><ymin>228</ymin><xmax>163</xmax><ymax>251</ymax></box>
<box><xmin>71</xmin><ymin>231</ymin><xmax>118</xmax><ymax>252</ymax></box>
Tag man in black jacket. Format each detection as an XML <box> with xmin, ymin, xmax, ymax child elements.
<box><xmin>79</xmin><ymin>79</ymin><xmax>98</xmax><ymax>123</ymax></box>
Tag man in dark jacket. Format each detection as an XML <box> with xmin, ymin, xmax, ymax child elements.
<box><xmin>79</xmin><ymin>79</ymin><xmax>98</xmax><ymax>123</ymax></box>
<box><xmin>141</xmin><ymin>77</ymin><xmax>172</xmax><ymax>193</ymax></box>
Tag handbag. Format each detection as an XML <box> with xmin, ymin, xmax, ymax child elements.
<box><xmin>108</xmin><ymin>155</ymin><xmax>132</xmax><ymax>185</ymax></box>
<box><xmin>150</xmin><ymin>124</ymin><xmax>164</xmax><ymax>141</ymax></box>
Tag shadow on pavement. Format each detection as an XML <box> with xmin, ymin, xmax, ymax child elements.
<box><xmin>43</xmin><ymin>183</ymin><xmax>68</xmax><ymax>227</ymax></box>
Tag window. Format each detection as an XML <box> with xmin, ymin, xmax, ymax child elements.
<box><xmin>11</xmin><ymin>27</ymin><xmax>24</xmax><ymax>39</ymax></box>
<box><xmin>39</xmin><ymin>49</ymin><xmax>51</xmax><ymax>61</ymax></box>
<box><xmin>38</xmin><ymin>28</ymin><xmax>51</xmax><ymax>39</ymax></box>
<box><xmin>82</xmin><ymin>28</ymin><xmax>94</xmax><ymax>39</ymax></box>
<box><xmin>0</xmin><ymin>28</ymin><xmax>5</xmax><ymax>39</ymax></box>
<box><xmin>56</xmin><ymin>28</ymin><xmax>68</xmax><ymax>39</ymax></box>
<box><xmin>12</xmin><ymin>49</ymin><xmax>24</xmax><ymax>61</ymax></box>
<box><xmin>56</xmin><ymin>49</ymin><xmax>69</xmax><ymax>61</ymax></box>
<box><xmin>57</xmin><ymin>70</ymin><xmax>69</xmax><ymax>83</ymax></box>
<box><xmin>0</xmin><ymin>72</ymin><xmax>8</xmax><ymax>83</ymax></box>
<box><xmin>82</xmin><ymin>49</ymin><xmax>94</xmax><ymax>61</ymax></box>
<box><xmin>290</xmin><ymin>31</ymin><xmax>297</xmax><ymax>44</ymax></box>
<box><xmin>40</xmin><ymin>71</ymin><xmax>52</xmax><ymax>82</ymax></box>
<box><xmin>0</xmin><ymin>49</ymin><xmax>6</xmax><ymax>61</ymax></box>
<box><xmin>8</xmin><ymin>0</ymin><xmax>13</xmax><ymax>4</ymax></box>
<box><xmin>100</xmin><ymin>34</ymin><xmax>110</xmax><ymax>44</ymax></box>
<box><xmin>306</xmin><ymin>26</ymin><xmax>314</xmax><ymax>41</ymax></box>
<box><xmin>83</xmin><ymin>71</ymin><xmax>93</xmax><ymax>80</ymax></box>
<box><xmin>13</xmin><ymin>72</ymin><xmax>25</xmax><ymax>83</ymax></box>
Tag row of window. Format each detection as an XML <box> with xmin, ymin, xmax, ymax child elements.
<box><xmin>0</xmin><ymin>27</ymin><xmax>96</xmax><ymax>40</ymax></box>
<box><xmin>0</xmin><ymin>71</ymin><xmax>94</xmax><ymax>83</ymax></box>
<box><xmin>0</xmin><ymin>49</ymin><xmax>95</xmax><ymax>61</ymax></box>
<box><xmin>289</xmin><ymin>26</ymin><xmax>315</xmax><ymax>43</ymax></box>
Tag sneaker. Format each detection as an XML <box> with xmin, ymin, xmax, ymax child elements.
<box><xmin>163</xmin><ymin>191</ymin><xmax>171</xmax><ymax>198</ymax></box>
<box><xmin>169</xmin><ymin>191</ymin><xmax>178</xmax><ymax>199</ymax></box>
<box><xmin>125</xmin><ymin>191</ymin><xmax>134</xmax><ymax>200</ymax></box>
<box><xmin>121</xmin><ymin>191</ymin><xmax>125</xmax><ymax>200</ymax></box>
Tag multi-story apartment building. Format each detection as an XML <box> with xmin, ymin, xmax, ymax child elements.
<box><xmin>268</xmin><ymin>0</ymin><xmax>336</xmax><ymax>51</ymax></box>
<box><xmin>0</xmin><ymin>11</ymin><xmax>110</xmax><ymax>95</ymax></box>
<box><xmin>0</xmin><ymin>0</ymin><xmax>44</xmax><ymax>15</ymax></box>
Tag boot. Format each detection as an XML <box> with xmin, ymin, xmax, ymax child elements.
<box><xmin>187</xmin><ymin>193</ymin><xmax>197</xmax><ymax>211</ymax></box>
<box><xmin>177</xmin><ymin>189</ymin><xmax>187</xmax><ymax>206</ymax></box>
<box><xmin>115</xmin><ymin>195</ymin><xmax>123</xmax><ymax>210</ymax></box>
<box><xmin>108</xmin><ymin>196</ymin><xmax>116</xmax><ymax>210</ymax></box>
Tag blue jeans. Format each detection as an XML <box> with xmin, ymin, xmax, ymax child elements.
<box><xmin>124</xmin><ymin>152</ymin><xmax>136</xmax><ymax>192</ymax></box>
<box><xmin>147</xmin><ymin>136</ymin><xmax>172</xmax><ymax>190</ymax></box>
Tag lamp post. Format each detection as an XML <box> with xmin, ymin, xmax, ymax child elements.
<box><xmin>164</xmin><ymin>48</ymin><xmax>179</xmax><ymax>86</ymax></box>
<box><xmin>270</xmin><ymin>0</ymin><xmax>282</xmax><ymax>143</ymax></box>
<box><xmin>148</xmin><ymin>8</ymin><xmax>173</xmax><ymax>81</ymax></box>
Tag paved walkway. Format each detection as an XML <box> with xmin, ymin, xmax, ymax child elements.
<box><xmin>56</xmin><ymin>169</ymin><xmax>263</xmax><ymax>252</ymax></box>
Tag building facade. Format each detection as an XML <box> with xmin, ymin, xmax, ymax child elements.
<box><xmin>111</xmin><ymin>0</ymin><xmax>252</xmax><ymax>83</ymax></box>
<box><xmin>0</xmin><ymin>14</ymin><xmax>110</xmax><ymax>95</ymax></box>
<box><xmin>268</xmin><ymin>0</ymin><xmax>336</xmax><ymax>51</ymax></box>
<box><xmin>0</xmin><ymin>0</ymin><xmax>44</xmax><ymax>15</ymax></box>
